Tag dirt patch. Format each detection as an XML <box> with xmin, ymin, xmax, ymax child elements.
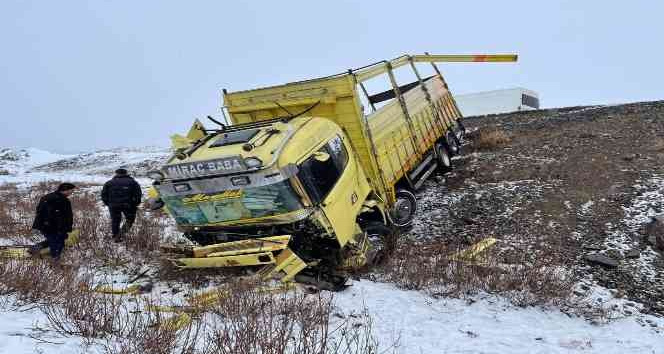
<box><xmin>404</xmin><ymin>100</ymin><xmax>664</xmax><ymax>315</ymax></box>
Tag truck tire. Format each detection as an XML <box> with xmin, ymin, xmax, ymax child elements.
<box><xmin>435</xmin><ymin>143</ymin><xmax>452</xmax><ymax>173</ymax></box>
<box><xmin>456</xmin><ymin>121</ymin><xmax>467</xmax><ymax>142</ymax></box>
<box><xmin>446</xmin><ymin>131</ymin><xmax>460</xmax><ymax>155</ymax></box>
<box><xmin>390</xmin><ymin>189</ymin><xmax>417</xmax><ymax>227</ymax></box>
<box><xmin>364</xmin><ymin>221</ymin><xmax>394</xmax><ymax>266</ymax></box>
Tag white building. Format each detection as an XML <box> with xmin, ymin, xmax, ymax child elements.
<box><xmin>453</xmin><ymin>88</ymin><xmax>540</xmax><ymax>117</ymax></box>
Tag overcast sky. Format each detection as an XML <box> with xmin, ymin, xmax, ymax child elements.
<box><xmin>1</xmin><ymin>1</ymin><xmax>662</xmax><ymax>153</ymax></box>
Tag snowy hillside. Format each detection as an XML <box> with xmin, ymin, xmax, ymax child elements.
<box><xmin>30</xmin><ymin>146</ymin><xmax>170</xmax><ymax>177</ymax></box>
<box><xmin>0</xmin><ymin>147</ymin><xmax>72</xmax><ymax>174</ymax></box>
<box><xmin>0</xmin><ymin>146</ymin><xmax>170</xmax><ymax>186</ymax></box>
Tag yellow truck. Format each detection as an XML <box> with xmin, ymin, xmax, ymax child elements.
<box><xmin>147</xmin><ymin>53</ymin><xmax>517</xmax><ymax>288</ymax></box>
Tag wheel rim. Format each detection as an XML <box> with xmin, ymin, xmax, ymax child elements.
<box><xmin>450</xmin><ymin>140</ymin><xmax>458</xmax><ymax>153</ymax></box>
<box><xmin>393</xmin><ymin>197</ymin><xmax>414</xmax><ymax>225</ymax></box>
<box><xmin>439</xmin><ymin>146</ymin><xmax>451</xmax><ymax>167</ymax></box>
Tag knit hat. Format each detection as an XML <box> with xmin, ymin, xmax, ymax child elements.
<box><xmin>57</xmin><ymin>183</ymin><xmax>76</xmax><ymax>192</ymax></box>
<box><xmin>115</xmin><ymin>168</ymin><xmax>128</xmax><ymax>176</ymax></box>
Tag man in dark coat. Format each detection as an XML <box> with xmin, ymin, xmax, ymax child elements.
<box><xmin>101</xmin><ymin>168</ymin><xmax>142</xmax><ymax>242</ymax></box>
<box><xmin>31</xmin><ymin>183</ymin><xmax>76</xmax><ymax>259</ymax></box>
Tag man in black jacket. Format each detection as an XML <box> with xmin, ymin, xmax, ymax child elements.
<box><xmin>31</xmin><ymin>183</ymin><xmax>76</xmax><ymax>259</ymax></box>
<box><xmin>101</xmin><ymin>168</ymin><xmax>142</xmax><ymax>242</ymax></box>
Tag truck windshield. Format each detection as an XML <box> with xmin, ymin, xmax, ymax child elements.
<box><xmin>161</xmin><ymin>180</ymin><xmax>302</xmax><ymax>225</ymax></box>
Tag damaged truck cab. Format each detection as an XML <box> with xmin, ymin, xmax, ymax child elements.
<box><xmin>153</xmin><ymin>116</ymin><xmax>378</xmax><ymax>285</ymax></box>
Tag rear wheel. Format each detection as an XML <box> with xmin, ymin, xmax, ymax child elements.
<box><xmin>435</xmin><ymin>143</ymin><xmax>452</xmax><ymax>173</ymax></box>
<box><xmin>446</xmin><ymin>131</ymin><xmax>460</xmax><ymax>155</ymax></box>
<box><xmin>390</xmin><ymin>189</ymin><xmax>417</xmax><ymax>227</ymax></box>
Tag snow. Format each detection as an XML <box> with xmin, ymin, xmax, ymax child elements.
<box><xmin>2</xmin><ymin>280</ymin><xmax>662</xmax><ymax>354</ymax></box>
<box><xmin>335</xmin><ymin>280</ymin><xmax>664</xmax><ymax>354</ymax></box>
<box><xmin>0</xmin><ymin>146</ymin><xmax>162</xmax><ymax>187</ymax></box>
<box><xmin>0</xmin><ymin>306</ymin><xmax>95</xmax><ymax>354</ymax></box>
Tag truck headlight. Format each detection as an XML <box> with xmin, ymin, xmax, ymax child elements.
<box><xmin>147</xmin><ymin>170</ymin><xmax>165</xmax><ymax>181</ymax></box>
<box><xmin>244</xmin><ymin>157</ymin><xmax>263</xmax><ymax>169</ymax></box>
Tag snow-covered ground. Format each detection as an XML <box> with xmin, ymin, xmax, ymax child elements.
<box><xmin>1</xmin><ymin>146</ymin><xmax>663</xmax><ymax>353</ymax></box>
<box><xmin>336</xmin><ymin>281</ymin><xmax>664</xmax><ymax>354</ymax></box>
<box><xmin>1</xmin><ymin>280</ymin><xmax>663</xmax><ymax>354</ymax></box>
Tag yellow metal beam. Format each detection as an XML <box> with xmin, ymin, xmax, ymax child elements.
<box><xmin>172</xmin><ymin>252</ymin><xmax>276</xmax><ymax>269</ymax></box>
<box><xmin>192</xmin><ymin>235</ymin><xmax>291</xmax><ymax>258</ymax></box>
<box><xmin>354</xmin><ymin>54</ymin><xmax>517</xmax><ymax>83</ymax></box>
<box><xmin>412</xmin><ymin>54</ymin><xmax>518</xmax><ymax>63</ymax></box>
<box><xmin>449</xmin><ymin>237</ymin><xmax>497</xmax><ymax>263</ymax></box>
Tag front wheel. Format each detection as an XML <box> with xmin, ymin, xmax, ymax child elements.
<box><xmin>389</xmin><ymin>189</ymin><xmax>417</xmax><ymax>227</ymax></box>
<box><xmin>364</xmin><ymin>221</ymin><xmax>395</xmax><ymax>266</ymax></box>
<box><xmin>446</xmin><ymin>131</ymin><xmax>460</xmax><ymax>156</ymax></box>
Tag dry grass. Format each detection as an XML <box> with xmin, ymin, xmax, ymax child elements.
<box><xmin>473</xmin><ymin>128</ymin><xmax>511</xmax><ymax>151</ymax></box>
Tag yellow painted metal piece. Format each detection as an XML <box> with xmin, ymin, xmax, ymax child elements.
<box><xmin>0</xmin><ymin>248</ymin><xmax>29</xmax><ymax>259</ymax></box>
<box><xmin>191</xmin><ymin>235</ymin><xmax>291</xmax><ymax>258</ymax></box>
<box><xmin>0</xmin><ymin>229</ymin><xmax>80</xmax><ymax>259</ymax></box>
<box><xmin>449</xmin><ymin>237</ymin><xmax>497</xmax><ymax>263</ymax></box>
<box><xmin>354</xmin><ymin>54</ymin><xmax>518</xmax><ymax>82</ymax></box>
<box><xmin>258</xmin><ymin>248</ymin><xmax>307</xmax><ymax>282</ymax></box>
<box><xmin>187</xmin><ymin>281</ymin><xmax>296</xmax><ymax>309</ymax></box>
<box><xmin>172</xmin><ymin>251</ymin><xmax>275</xmax><ymax>269</ymax></box>
<box><xmin>411</xmin><ymin>54</ymin><xmax>518</xmax><ymax>63</ymax></box>
<box><xmin>186</xmin><ymin>119</ymin><xmax>206</xmax><ymax>141</ymax></box>
<box><xmin>170</xmin><ymin>134</ymin><xmax>193</xmax><ymax>150</ymax></box>
<box><xmin>162</xmin><ymin>313</ymin><xmax>192</xmax><ymax>331</ymax></box>
<box><xmin>93</xmin><ymin>284</ymin><xmax>141</xmax><ymax>295</ymax></box>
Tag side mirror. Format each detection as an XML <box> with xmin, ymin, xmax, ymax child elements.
<box><xmin>313</xmin><ymin>151</ymin><xmax>331</xmax><ymax>162</ymax></box>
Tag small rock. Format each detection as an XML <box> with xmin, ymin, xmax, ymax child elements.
<box><xmin>0</xmin><ymin>169</ymin><xmax>9</xmax><ymax>175</ymax></box>
<box><xmin>644</xmin><ymin>216</ymin><xmax>664</xmax><ymax>251</ymax></box>
<box><xmin>623</xmin><ymin>154</ymin><xmax>637</xmax><ymax>161</ymax></box>
<box><xmin>584</xmin><ymin>253</ymin><xmax>619</xmax><ymax>268</ymax></box>
<box><xmin>584</xmin><ymin>244</ymin><xmax>603</xmax><ymax>251</ymax></box>
<box><xmin>573</xmin><ymin>290</ymin><xmax>585</xmax><ymax>297</ymax></box>
<box><xmin>625</xmin><ymin>249</ymin><xmax>640</xmax><ymax>259</ymax></box>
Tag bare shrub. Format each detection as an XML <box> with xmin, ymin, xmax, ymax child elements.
<box><xmin>381</xmin><ymin>240</ymin><xmax>574</xmax><ymax>307</ymax></box>
<box><xmin>0</xmin><ymin>257</ymin><xmax>83</xmax><ymax>307</ymax></box>
<box><xmin>195</xmin><ymin>280</ymin><xmax>387</xmax><ymax>354</ymax></box>
<box><xmin>474</xmin><ymin>128</ymin><xmax>511</xmax><ymax>150</ymax></box>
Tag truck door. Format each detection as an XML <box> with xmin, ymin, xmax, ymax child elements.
<box><xmin>297</xmin><ymin>135</ymin><xmax>361</xmax><ymax>246</ymax></box>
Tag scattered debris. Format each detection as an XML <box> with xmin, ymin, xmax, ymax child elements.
<box><xmin>584</xmin><ymin>254</ymin><xmax>619</xmax><ymax>269</ymax></box>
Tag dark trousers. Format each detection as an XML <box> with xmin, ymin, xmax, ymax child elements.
<box><xmin>109</xmin><ymin>205</ymin><xmax>137</xmax><ymax>237</ymax></box>
<box><xmin>44</xmin><ymin>233</ymin><xmax>66</xmax><ymax>259</ymax></box>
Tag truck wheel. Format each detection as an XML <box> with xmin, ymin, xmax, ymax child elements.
<box><xmin>456</xmin><ymin>121</ymin><xmax>467</xmax><ymax>142</ymax></box>
<box><xmin>446</xmin><ymin>131</ymin><xmax>460</xmax><ymax>155</ymax></box>
<box><xmin>435</xmin><ymin>143</ymin><xmax>452</xmax><ymax>173</ymax></box>
<box><xmin>390</xmin><ymin>190</ymin><xmax>417</xmax><ymax>227</ymax></box>
<box><xmin>364</xmin><ymin>221</ymin><xmax>394</xmax><ymax>266</ymax></box>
